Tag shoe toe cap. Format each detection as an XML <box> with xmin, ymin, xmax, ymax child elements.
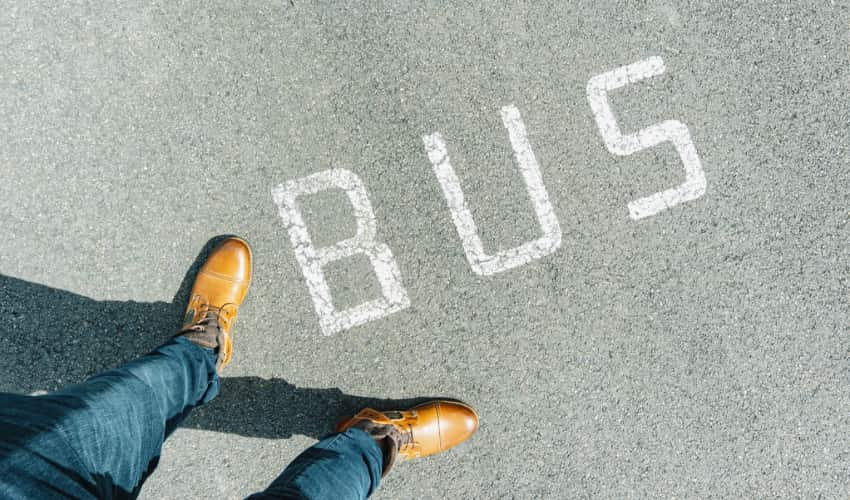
<box><xmin>203</xmin><ymin>237</ymin><xmax>253</xmax><ymax>283</ymax></box>
<box><xmin>436</xmin><ymin>401</ymin><xmax>479</xmax><ymax>450</ymax></box>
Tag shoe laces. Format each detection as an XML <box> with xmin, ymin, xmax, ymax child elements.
<box><xmin>178</xmin><ymin>307</ymin><xmax>223</xmax><ymax>336</ymax></box>
<box><xmin>397</xmin><ymin>423</ymin><xmax>414</xmax><ymax>450</ymax></box>
<box><xmin>352</xmin><ymin>416</ymin><xmax>413</xmax><ymax>452</ymax></box>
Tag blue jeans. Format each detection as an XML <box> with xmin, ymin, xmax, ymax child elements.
<box><xmin>0</xmin><ymin>337</ymin><xmax>383</xmax><ymax>499</ymax></box>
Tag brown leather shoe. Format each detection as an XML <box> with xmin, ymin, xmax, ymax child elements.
<box><xmin>177</xmin><ymin>237</ymin><xmax>252</xmax><ymax>373</ymax></box>
<box><xmin>335</xmin><ymin>400</ymin><xmax>478</xmax><ymax>477</ymax></box>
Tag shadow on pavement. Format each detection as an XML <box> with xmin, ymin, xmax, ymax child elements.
<box><xmin>0</xmin><ymin>235</ymin><xmax>431</xmax><ymax>441</ymax></box>
<box><xmin>187</xmin><ymin>378</ymin><xmax>430</xmax><ymax>440</ymax></box>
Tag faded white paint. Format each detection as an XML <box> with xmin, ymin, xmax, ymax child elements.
<box><xmin>423</xmin><ymin>105</ymin><xmax>562</xmax><ymax>276</ymax></box>
<box><xmin>272</xmin><ymin>169</ymin><xmax>410</xmax><ymax>336</ymax></box>
<box><xmin>586</xmin><ymin>56</ymin><xmax>706</xmax><ymax>220</ymax></box>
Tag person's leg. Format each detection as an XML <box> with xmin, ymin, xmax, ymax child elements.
<box><xmin>249</xmin><ymin>401</ymin><xmax>479</xmax><ymax>500</ymax></box>
<box><xmin>0</xmin><ymin>336</ymin><xmax>219</xmax><ymax>499</ymax></box>
<box><xmin>0</xmin><ymin>236</ymin><xmax>253</xmax><ymax>499</ymax></box>
<box><xmin>247</xmin><ymin>428</ymin><xmax>383</xmax><ymax>500</ymax></box>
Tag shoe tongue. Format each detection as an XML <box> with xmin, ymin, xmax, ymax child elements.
<box><xmin>199</xmin><ymin>308</ymin><xmax>223</xmax><ymax>326</ymax></box>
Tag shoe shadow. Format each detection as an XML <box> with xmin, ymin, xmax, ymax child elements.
<box><xmin>185</xmin><ymin>379</ymin><xmax>430</xmax><ymax>439</ymax></box>
<box><xmin>0</xmin><ymin>235</ymin><xmax>432</xmax><ymax>440</ymax></box>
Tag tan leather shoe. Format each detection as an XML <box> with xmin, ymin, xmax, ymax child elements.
<box><xmin>179</xmin><ymin>237</ymin><xmax>252</xmax><ymax>372</ymax></box>
<box><xmin>336</xmin><ymin>400</ymin><xmax>478</xmax><ymax>476</ymax></box>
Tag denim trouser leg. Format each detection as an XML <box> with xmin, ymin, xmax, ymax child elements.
<box><xmin>0</xmin><ymin>336</ymin><xmax>219</xmax><ymax>499</ymax></box>
<box><xmin>248</xmin><ymin>428</ymin><xmax>383</xmax><ymax>500</ymax></box>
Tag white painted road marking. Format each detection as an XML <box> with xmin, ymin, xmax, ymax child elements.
<box><xmin>272</xmin><ymin>169</ymin><xmax>410</xmax><ymax>336</ymax></box>
<box><xmin>423</xmin><ymin>105</ymin><xmax>562</xmax><ymax>276</ymax></box>
<box><xmin>274</xmin><ymin>59</ymin><xmax>709</xmax><ymax>332</ymax></box>
<box><xmin>586</xmin><ymin>56</ymin><xmax>707</xmax><ymax>220</ymax></box>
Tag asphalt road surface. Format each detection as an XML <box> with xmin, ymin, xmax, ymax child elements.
<box><xmin>1</xmin><ymin>1</ymin><xmax>849</xmax><ymax>498</ymax></box>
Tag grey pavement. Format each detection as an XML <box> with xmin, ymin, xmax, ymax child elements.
<box><xmin>1</xmin><ymin>1</ymin><xmax>849</xmax><ymax>497</ymax></box>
